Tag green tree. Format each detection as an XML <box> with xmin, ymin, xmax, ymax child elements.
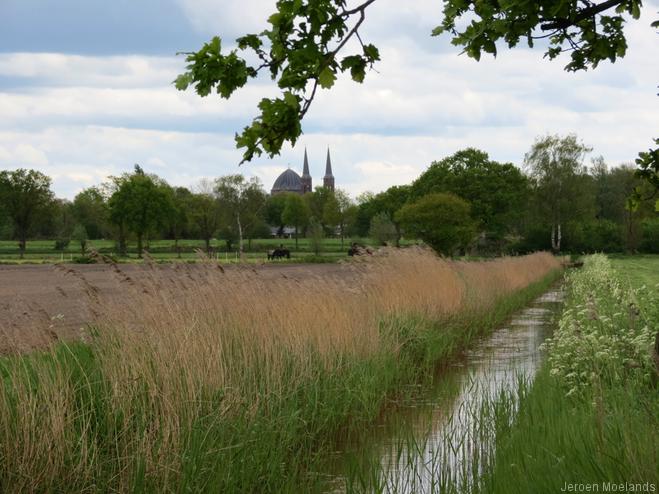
<box><xmin>282</xmin><ymin>193</ymin><xmax>310</xmax><ymax>250</ymax></box>
<box><xmin>640</xmin><ymin>218</ymin><xmax>659</xmax><ymax>253</ymax></box>
<box><xmin>395</xmin><ymin>193</ymin><xmax>476</xmax><ymax>256</ymax></box>
<box><xmin>367</xmin><ymin>186</ymin><xmax>410</xmax><ymax>246</ymax></box>
<box><xmin>352</xmin><ymin>187</ymin><xmax>409</xmax><ymax>243</ymax></box>
<box><xmin>0</xmin><ymin>202</ymin><xmax>9</xmax><ymax>239</ymax></box>
<box><xmin>169</xmin><ymin>186</ymin><xmax>193</xmax><ymax>258</ymax></box>
<box><xmin>369</xmin><ymin>211</ymin><xmax>397</xmax><ymax>246</ymax></box>
<box><xmin>50</xmin><ymin>199</ymin><xmax>75</xmax><ymax>252</ymax></box>
<box><xmin>322</xmin><ymin>189</ymin><xmax>354</xmax><ymax>249</ymax></box>
<box><xmin>189</xmin><ymin>193</ymin><xmax>221</xmax><ymax>253</ymax></box>
<box><xmin>308</xmin><ymin>217</ymin><xmax>324</xmax><ymax>255</ymax></box>
<box><xmin>0</xmin><ymin>169</ymin><xmax>54</xmax><ymax>259</ymax></box>
<box><xmin>591</xmin><ymin>158</ymin><xmax>637</xmax><ymax>224</ymax></box>
<box><xmin>436</xmin><ymin>0</ymin><xmax>646</xmax><ymax>72</ymax></box>
<box><xmin>106</xmin><ymin>176</ymin><xmax>129</xmax><ymax>256</ymax></box>
<box><xmin>304</xmin><ymin>186</ymin><xmax>334</xmax><ymax>231</ymax></box>
<box><xmin>411</xmin><ymin>148</ymin><xmax>529</xmax><ymax>248</ymax></box>
<box><xmin>265</xmin><ymin>193</ymin><xmax>288</xmax><ymax>235</ymax></box>
<box><xmin>108</xmin><ymin>165</ymin><xmax>174</xmax><ymax>257</ymax></box>
<box><xmin>245</xmin><ymin>218</ymin><xmax>273</xmax><ymax>250</ymax></box>
<box><xmin>71</xmin><ymin>224</ymin><xmax>89</xmax><ymax>255</ymax></box>
<box><xmin>525</xmin><ymin>134</ymin><xmax>595</xmax><ymax>252</ymax></box>
<box><xmin>72</xmin><ymin>187</ymin><xmax>109</xmax><ymax>239</ymax></box>
<box><xmin>176</xmin><ymin>0</ymin><xmax>649</xmax><ymax>160</ymax></box>
<box><xmin>354</xmin><ymin>191</ymin><xmax>377</xmax><ymax>236</ymax></box>
<box><xmin>214</xmin><ymin>175</ymin><xmax>267</xmax><ymax>256</ymax></box>
<box><xmin>589</xmin><ymin>160</ymin><xmax>650</xmax><ymax>252</ymax></box>
<box><xmin>631</xmin><ymin>138</ymin><xmax>659</xmax><ymax>211</ymax></box>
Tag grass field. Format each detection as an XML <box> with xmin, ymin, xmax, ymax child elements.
<box><xmin>475</xmin><ymin>255</ymin><xmax>659</xmax><ymax>493</ymax></box>
<box><xmin>0</xmin><ymin>250</ymin><xmax>561</xmax><ymax>492</ymax></box>
<box><xmin>611</xmin><ymin>255</ymin><xmax>659</xmax><ymax>293</ymax></box>
<box><xmin>0</xmin><ymin>237</ymin><xmax>413</xmax><ymax>263</ymax></box>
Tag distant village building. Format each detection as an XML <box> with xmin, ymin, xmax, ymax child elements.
<box><xmin>270</xmin><ymin>148</ymin><xmax>335</xmax><ymax>195</ymax></box>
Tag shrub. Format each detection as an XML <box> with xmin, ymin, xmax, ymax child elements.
<box><xmin>640</xmin><ymin>218</ymin><xmax>659</xmax><ymax>253</ymax></box>
<box><xmin>395</xmin><ymin>193</ymin><xmax>476</xmax><ymax>256</ymax></box>
<box><xmin>72</xmin><ymin>255</ymin><xmax>97</xmax><ymax>264</ymax></box>
<box><xmin>368</xmin><ymin>212</ymin><xmax>397</xmax><ymax>246</ymax></box>
<box><xmin>308</xmin><ymin>217</ymin><xmax>324</xmax><ymax>255</ymax></box>
<box><xmin>53</xmin><ymin>238</ymin><xmax>70</xmax><ymax>251</ymax></box>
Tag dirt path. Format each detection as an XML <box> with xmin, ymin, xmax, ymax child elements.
<box><xmin>0</xmin><ymin>262</ymin><xmax>352</xmax><ymax>353</ymax></box>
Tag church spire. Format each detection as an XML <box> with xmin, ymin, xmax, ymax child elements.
<box><xmin>324</xmin><ymin>148</ymin><xmax>333</xmax><ymax>177</ymax></box>
<box><xmin>302</xmin><ymin>148</ymin><xmax>311</xmax><ymax>177</ymax></box>
<box><xmin>300</xmin><ymin>147</ymin><xmax>312</xmax><ymax>193</ymax></box>
<box><xmin>323</xmin><ymin>148</ymin><xmax>335</xmax><ymax>191</ymax></box>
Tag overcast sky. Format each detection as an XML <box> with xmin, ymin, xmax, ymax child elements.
<box><xmin>1</xmin><ymin>0</ymin><xmax>657</xmax><ymax>199</ymax></box>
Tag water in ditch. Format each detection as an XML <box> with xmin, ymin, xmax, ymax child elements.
<box><xmin>322</xmin><ymin>287</ymin><xmax>564</xmax><ymax>493</ymax></box>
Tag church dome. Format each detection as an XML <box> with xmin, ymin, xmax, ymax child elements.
<box><xmin>271</xmin><ymin>168</ymin><xmax>303</xmax><ymax>194</ymax></box>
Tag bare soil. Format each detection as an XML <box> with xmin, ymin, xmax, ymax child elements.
<box><xmin>0</xmin><ymin>262</ymin><xmax>352</xmax><ymax>354</ymax></box>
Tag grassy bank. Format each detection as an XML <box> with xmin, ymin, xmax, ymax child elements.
<box><xmin>477</xmin><ymin>255</ymin><xmax>658</xmax><ymax>493</ymax></box>
<box><xmin>0</xmin><ymin>250</ymin><xmax>561</xmax><ymax>492</ymax></box>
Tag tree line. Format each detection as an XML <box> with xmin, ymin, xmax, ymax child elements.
<box><xmin>1</xmin><ymin>133</ymin><xmax>657</xmax><ymax>259</ymax></box>
<box><xmin>356</xmin><ymin>134</ymin><xmax>658</xmax><ymax>256</ymax></box>
<box><xmin>0</xmin><ymin>164</ymin><xmax>360</xmax><ymax>259</ymax></box>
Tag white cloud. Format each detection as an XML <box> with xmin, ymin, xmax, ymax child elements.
<box><xmin>0</xmin><ymin>143</ymin><xmax>49</xmax><ymax>167</ymax></box>
<box><xmin>0</xmin><ymin>53</ymin><xmax>181</xmax><ymax>88</ymax></box>
<box><xmin>175</xmin><ymin>0</ymin><xmax>277</xmax><ymax>37</ymax></box>
<box><xmin>1</xmin><ymin>0</ymin><xmax>657</xmax><ymax>201</ymax></box>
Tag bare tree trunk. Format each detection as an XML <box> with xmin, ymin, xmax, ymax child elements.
<box><xmin>174</xmin><ymin>236</ymin><xmax>181</xmax><ymax>258</ymax></box>
<box><xmin>550</xmin><ymin>223</ymin><xmax>562</xmax><ymax>252</ymax></box>
<box><xmin>18</xmin><ymin>236</ymin><xmax>26</xmax><ymax>259</ymax></box>
<box><xmin>237</xmin><ymin>212</ymin><xmax>244</xmax><ymax>259</ymax></box>
<box><xmin>118</xmin><ymin>223</ymin><xmax>127</xmax><ymax>257</ymax></box>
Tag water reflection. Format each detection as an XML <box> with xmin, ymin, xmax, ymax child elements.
<box><xmin>326</xmin><ymin>288</ymin><xmax>564</xmax><ymax>493</ymax></box>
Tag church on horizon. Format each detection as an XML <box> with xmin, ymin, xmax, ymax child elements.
<box><xmin>270</xmin><ymin>148</ymin><xmax>335</xmax><ymax>196</ymax></box>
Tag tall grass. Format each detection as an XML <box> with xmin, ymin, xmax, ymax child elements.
<box><xmin>0</xmin><ymin>249</ymin><xmax>561</xmax><ymax>492</ymax></box>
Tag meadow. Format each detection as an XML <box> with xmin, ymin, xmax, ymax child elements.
<box><xmin>0</xmin><ymin>249</ymin><xmax>561</xmax><ymax>492</ymax></box>
<box><xmin>611</xmin><ymin>255</ymin><xmax>659</xmax><ymax>291</ymax></box>
<box><xmin>473</xmin><ymin>255</ymin><xmax>658</xmax><ymax>493</ymax></box>
<box><xmin>0</xmin><ymin>238</ymin><xmax>410</xmax><ymax>264</ymax></box>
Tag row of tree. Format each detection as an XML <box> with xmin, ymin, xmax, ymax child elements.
<box><xmin>354</xmin><ymin>134</ymin><xmax>658</xmax><ymax>255</ymax></box>
<box><xmin>1</xmin><ymin>133</ymin><xmax>657</xmax><ymax>259</ymax></box>
<box><xmin>0</xmin><ymin>165</ymin><xmax>361</xmax><ymax>258</ymax></box>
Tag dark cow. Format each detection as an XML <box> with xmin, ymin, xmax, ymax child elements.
<box><xmin>348</xmin><ymin>243</ymin><xmax>373</xmax><ymax>256</ymax></box>
<box><xmin>268</xmin><ymin>248</ymin><xmax>291</xmax><ymax>260</ymax></box>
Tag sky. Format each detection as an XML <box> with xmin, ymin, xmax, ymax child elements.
<box><xmin>0</xmin><ymin>0</ymin><xmax>657</xmax><ymax>200</ymax></box>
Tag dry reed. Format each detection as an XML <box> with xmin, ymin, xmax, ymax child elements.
<box><xmin>0</xmin><ymin>248</ymin><xmax>560</xmax><ymax>491</ymax></box>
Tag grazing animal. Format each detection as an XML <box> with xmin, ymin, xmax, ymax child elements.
<box><xmin>268</xmin><ymin>248</ymin><xmax>290</xmax><ymax>260</ymax></box>
<box><xmin>348</xmin><ymin>243</ymin><xmax>373</xmax><ymax>256</ymax></box>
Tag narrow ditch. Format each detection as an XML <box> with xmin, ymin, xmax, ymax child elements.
<box><xmin>323</xmin><ymin>287</ymin><xmax>565</xmax><ymax>492</ymax></box>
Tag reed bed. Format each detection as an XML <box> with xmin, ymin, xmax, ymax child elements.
<box><xmin>0</xmin><ymin>249</ymin><xmax>560</xmax><ymax>493</ymax></box>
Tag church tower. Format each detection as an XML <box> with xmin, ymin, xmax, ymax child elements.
<box><xmin>323</xmin><ymin>148</ymin><xmax>335</xmax><ymax>192</ymax></box>
<box><xmin>301</xmin><ymin>148</ymin><xmax>312</xmax><ymax>193</ymax></box>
